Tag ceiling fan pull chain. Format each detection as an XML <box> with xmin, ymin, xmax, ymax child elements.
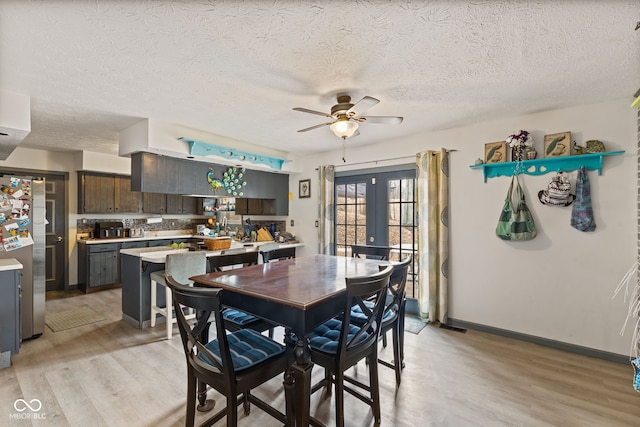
<box><xmin>342</xmin><ymin>140</ymin><xmax>346</xmax><ymax>163</ymax></box>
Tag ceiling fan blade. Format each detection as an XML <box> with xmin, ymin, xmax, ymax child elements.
<box><xmin>297</xmin><ymin>122</ymin><xmax>333</xmax><ymax>132</ymax></box>
<box><xmin>358</xmin><ymin>115</ymin><xmax>403</xmax><ymax>125</ymax></box>
<box><xmin>346</xmin><ymin>96</ymin><xmax>380</xmax><ymax>117</ymax></box>
<box><xmin>293</xmin><ymin>107</ymin><xmax>333</xmax><ymax>118</ymax></box>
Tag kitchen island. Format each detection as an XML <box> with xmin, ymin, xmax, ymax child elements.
<box><xmin>120</xmin><ymin>241</ymin><xmax>303</xmax><ymax>329</ymax></box>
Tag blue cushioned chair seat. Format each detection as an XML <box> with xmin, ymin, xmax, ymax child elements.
<box><xmin>350</xmin><ymin>300</ymin><xmax>394</xmax><ymax>324</ymax></box>
<box><xmin>198</xmin><ymin>328</ymin><xmax>285</xmax><ymax>371</ymax></box>
<box><xmin>309</xmin><ymin>318</ymin><xmax>370</xmax><ymax>354</ymax></box>
<box><xmin>223</xmin><ymin>308</ymin><xmax>259</xmax><ymax>326</ymax></box>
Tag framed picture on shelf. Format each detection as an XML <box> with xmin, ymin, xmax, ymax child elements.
<box><xmin>299</xmin><ymin>179</ymin><xmax>311</xmax><ymax>198</ymax></box>
<box><xmin>484</xmin><ymin>141</ymin><xmax>507</xmax><ymax>164</ymax></box>
<box><xmin>543</xmin><ymin>131</ymin><xmax>571</xmax><ymax>158</ymax></box>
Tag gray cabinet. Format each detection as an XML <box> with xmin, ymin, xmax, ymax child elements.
<box><xmin>78</xmin><ymin>173</ymin><xmax>115</xmax><ymax>213</ymax></box>
<box><xmin>142</xmin><ymin>193</ymin><xmax>166</xmax><ymax>214</ymax></box>
<box><xmin>166</xmin><ymin>194</ymin><xmax>199</xmax><ymax>214</ymax></box>
<box><xmin>88</xmin><ymin>244</ymin><xmax>119</xmax><ymax>289</ymax></box>
<box><xmin>0</xmin><ymin>269</ymin><xmax>21</xmax><ymax>357</ymax></box>
<box><xmin>115</xmin><ymin>175</ymin><xmax>141</xmax><ymax>213</ymax></box>
<box><xmin>131</xmin><ymin>152</ymin><xmax>290</xmax><ymax>215</ymax></box>
<box><xmin>79</xmin><ymin>172</ymin><xmax>142</xmax><ymax>214</ymax></box>
<box><xmin>78</xmin><ymin>243</ymin><xmax>120</xmax><ymax>292</ymax></box>
<box><xmin>235</xmin><ymin>198</ymin><xmax>277</xmax><ymax>215</ymax></box>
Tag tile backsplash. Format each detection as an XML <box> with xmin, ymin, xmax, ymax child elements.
<box><xmin>77</xmin><ymin>218</ymin><xmax>287</xmax><ymax>236</ymax></box>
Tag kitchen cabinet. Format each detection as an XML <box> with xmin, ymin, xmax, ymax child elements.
<box><xmin>235</xmin><ymin>198</ymin><xmax>277</xmax><ymax>215</ymax></box>
<box><xmin>0</xmin><ymin>269</ymin><xmax>21</xmax><ymax>357</ymax></box>
<box><xmin>79</xmin><ymin>172</ymin><xmax>142</xmax><ymax>214</ymax></box>
<box><xmin>78</xmin><ymin>173</ymin><xmax>115</xmax><ymax>213</ymax></box>
<box><xmin>78</xmin><ymin>243</ymin><xmax>119</xmax><ymax>292</ymax></box>
<box><xmin>142</xmin><ymin>192</ymin><xmax>166</xmax><ymax>214</ymax></box>
<box><xmin>131</xmin><ymin>152</ymin><xmax>289</xmax><ymax>215</ymax></box>
<box><xmin>115</xmin><ymin>175</ymin><xmax>141</xmax><ymax>213</ymax></box>
<box><xmin>166</xmin><ymin>194</ymin><xmax>199</xmax><ymax>214</ymax></box>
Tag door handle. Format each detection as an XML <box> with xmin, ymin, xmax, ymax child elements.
<box><xmin>369</xmin><ymin>236</ymin><xmax>374</xmax><ymax>243</ymax></box>
<box><xmin>57</xmin><ymin>236</ymin><xmax>63</xmax><ymax>242</ymax></box>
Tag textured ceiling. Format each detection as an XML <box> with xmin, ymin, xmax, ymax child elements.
<box><xmin>1</xmin><ymin>0</ymin><xmax>638</xmax><ymax>157</ymax></box>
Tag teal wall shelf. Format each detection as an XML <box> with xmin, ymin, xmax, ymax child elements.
<box><xmin>469</xmin><ymin>151</ymin><xmax>624</xmax><ymax>182</ymax></box>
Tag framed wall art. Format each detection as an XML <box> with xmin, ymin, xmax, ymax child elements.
<box><xmin>484</xmin><ymin>141</ymin><xmax>507</xmax><ymax>164</ymax></box>
<box><xmin>544</xmin><ymin>131</ymin><xmax>571</xmax><ymax>158</ymax></box>
<box><xmin>299</xmin><ymin>179</ymin><xmax>311</xmax><ymax>198</ymax></box>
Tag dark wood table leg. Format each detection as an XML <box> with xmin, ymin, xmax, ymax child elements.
<box><xmin>292</xmin><ymin>336</ymin><xmax>313</xmax><ymax>426</ymax></box>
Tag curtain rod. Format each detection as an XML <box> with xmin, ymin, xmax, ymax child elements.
<box><xmin>332</xmin><ymin>149</ymin><xmax>457</xmax><ymax>168</ymax></box>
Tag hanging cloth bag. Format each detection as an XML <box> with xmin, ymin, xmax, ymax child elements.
<box><xmin>632</xmin><ymin>358</ymin><xmax>640</xmax><ymax>392</ymax></box>
<box><xmin>496</xmin><ymin>175</ymin><xmax>537</xmax><ymax>241</ymax></box>
<box><xmin>570</xmin><ymin>167</ymin><xmax>596</xmax><ymax>232</ymax></box>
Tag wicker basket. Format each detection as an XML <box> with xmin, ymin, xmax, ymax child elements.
<box><xmin>203</xmin><ymin>237</ymin><xmax>232</xmax><ymax>251</ymax></box>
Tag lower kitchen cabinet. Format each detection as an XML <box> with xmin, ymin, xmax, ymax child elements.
<box><xmin>78</xmin><ymin>243</ymin><xmax>120</xmax><ymax>293</ymax></box>
<box><xmin>0</xmin><ymin>269</ymin><xmax>21</xmax><ymax>358</ymax></box>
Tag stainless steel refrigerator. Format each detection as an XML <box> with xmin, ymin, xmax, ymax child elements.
<box><xmin>0</xmin><ymin>176</ymin><xmax>45</xmax><ymax>340</ymax></box>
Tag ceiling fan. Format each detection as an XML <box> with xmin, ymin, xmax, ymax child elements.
<box><xmin>293</xmin><ymin>94</ymin><xmax>403</xmax><ymax>140</ymax></box>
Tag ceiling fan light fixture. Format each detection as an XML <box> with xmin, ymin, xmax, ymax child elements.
<box><xmin>330</xmin><ymin>118</ymin><xmax>359</xmax><ymax>139</ymax></box>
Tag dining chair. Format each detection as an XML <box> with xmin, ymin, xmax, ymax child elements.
<box><xmin>150</xmin><ymin>251</ymin><xmax>206</xmax><ymax>339</ymax></box>
<box><xmin>209</xmin><ymin>250</ymin><xmax>275</xmax><ymax>338</ymax></box>
<box><xmin>308</xmin><ymin>264</ymin><xmax>393</xmax><ymax>427</ymax></box>
<box><xmin>350</xmin><ymin>244</ymin><xmax>391</xmax><ymax>260</ymax></box>
<box><xmin>350</xmin><ymin>256</ymin><xmax>412</xmax><ymax>386</ymax></box>
<box><xmin>260</xmin><ymin>246</ymin><xmax>296</xmax><ymax>263</ymax></box>
<box><xmin>165</xmin><ymin>276</ymin><xmax>289</xmax><ymax>427</ymax></box>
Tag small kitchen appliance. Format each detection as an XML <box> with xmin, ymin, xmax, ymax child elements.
<box><xmin>94</xmin><ymin>221</ymin><xmax>125</xmax><ymax>238</ymax></box>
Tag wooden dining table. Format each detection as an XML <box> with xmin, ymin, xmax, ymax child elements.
<box><xmin>190</xmin><ymin>253</ymin><xmax>386</xmax><ymax>426</ymax></box>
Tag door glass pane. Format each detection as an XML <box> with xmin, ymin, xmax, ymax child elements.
<box><xmin>387</xmin><ymin>177</ymin><xmax>417</xmax><ymax>297</ymax></box>
<box><xmin>335</xmin><ymin>171</ymin><xmax>417</xmax><ymax>298</ymax></box>
<box><xmin>336</xmin><ymin>184</ymin><xmax>346</xmax><ymax>205</ymax></box>
<box><xmin>335</xmin><ymin>181</ymin><xmax>367</xmax><ymax>256</ymax></box>
<box><xmin>356</xmin><ymin>182</ymin><xmax>366</xmax><ymax>205</ymax></box>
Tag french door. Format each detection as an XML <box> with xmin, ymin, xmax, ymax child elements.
<box><xmin>334</xmin><ymin>168</ymin><xmax>417</xmax><ymax>296</ymax></box>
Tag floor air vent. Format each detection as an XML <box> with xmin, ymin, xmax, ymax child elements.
<box><xmin>439</xmin><ymin>323</ymin><xmax>467</xmax><ymax>333</ymax></box>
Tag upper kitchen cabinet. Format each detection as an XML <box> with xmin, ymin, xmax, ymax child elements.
<box><xmin>78</xmin><ymin>172</ymin><xmax>115</xmax><ymax>213</ymax></box>
<box><xmin>235</xmin><ymin>198</ymin><xmax>277</xmax><ymax>215</ymax></box>
<box><xmin>166</xmin><ymin>194</ymin><xmax>199</xmax><ymax>214</ymax></box>
<box><xmin>142</xmin><ymin>192</ymin><xmax>166</xmax><ymax>214</ymax></box>
<box><xmin>78</xmin><ymin>172</ymin><xmax>141</xmax><ymax>214</ymax></box>
<box><xmin>131</xmin><ymin>152</ymin><xmax>289</xmax><ymax>215</ymax></box>
<box><xmin>115</xmin><ymin>175</ymin><xmax>141</xmax><ymax>213</ymax></box>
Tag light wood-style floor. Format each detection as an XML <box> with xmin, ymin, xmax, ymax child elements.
<box><xmin>2</xmin><ymin>288</ymin><xmax>640</xmax><ymax>426</ymax></box>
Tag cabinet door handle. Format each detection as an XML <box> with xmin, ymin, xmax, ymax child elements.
<box><xmin>57</xmin><ymin>236</ymin><xmax>63</xmax><ymax>242</ymax></box>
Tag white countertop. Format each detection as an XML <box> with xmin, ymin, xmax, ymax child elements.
<box><xmin>120</xmin><ymin>242</ymin><xmax>304</xmax><ymax>263</ymax></box>
<box><xmin>0</xmin><ymin>258</ymin><xmax>23</xmax><ymax>271</ymax></box>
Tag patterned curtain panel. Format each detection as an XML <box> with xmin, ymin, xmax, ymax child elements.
<box><xmin>416</xmin><ymin>149</ymin><xmax>450</xmax><ymax>323</ymax></box>
<box><xmin>318</xmin><ymin>165</ymin><xmax>335</xmax><ymax>255</ymax></box>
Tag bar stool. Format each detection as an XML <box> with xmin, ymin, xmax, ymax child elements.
<box><xmin>150</xmin><ymin>251</ymin><xmax>207</xmax><ymax>339</ymax></box>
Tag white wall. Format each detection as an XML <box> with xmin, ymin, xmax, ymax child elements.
<box><xmin>289</xmin><ymin>99</ymin><xmax>637</xmax><ymax>356</ymax></box>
